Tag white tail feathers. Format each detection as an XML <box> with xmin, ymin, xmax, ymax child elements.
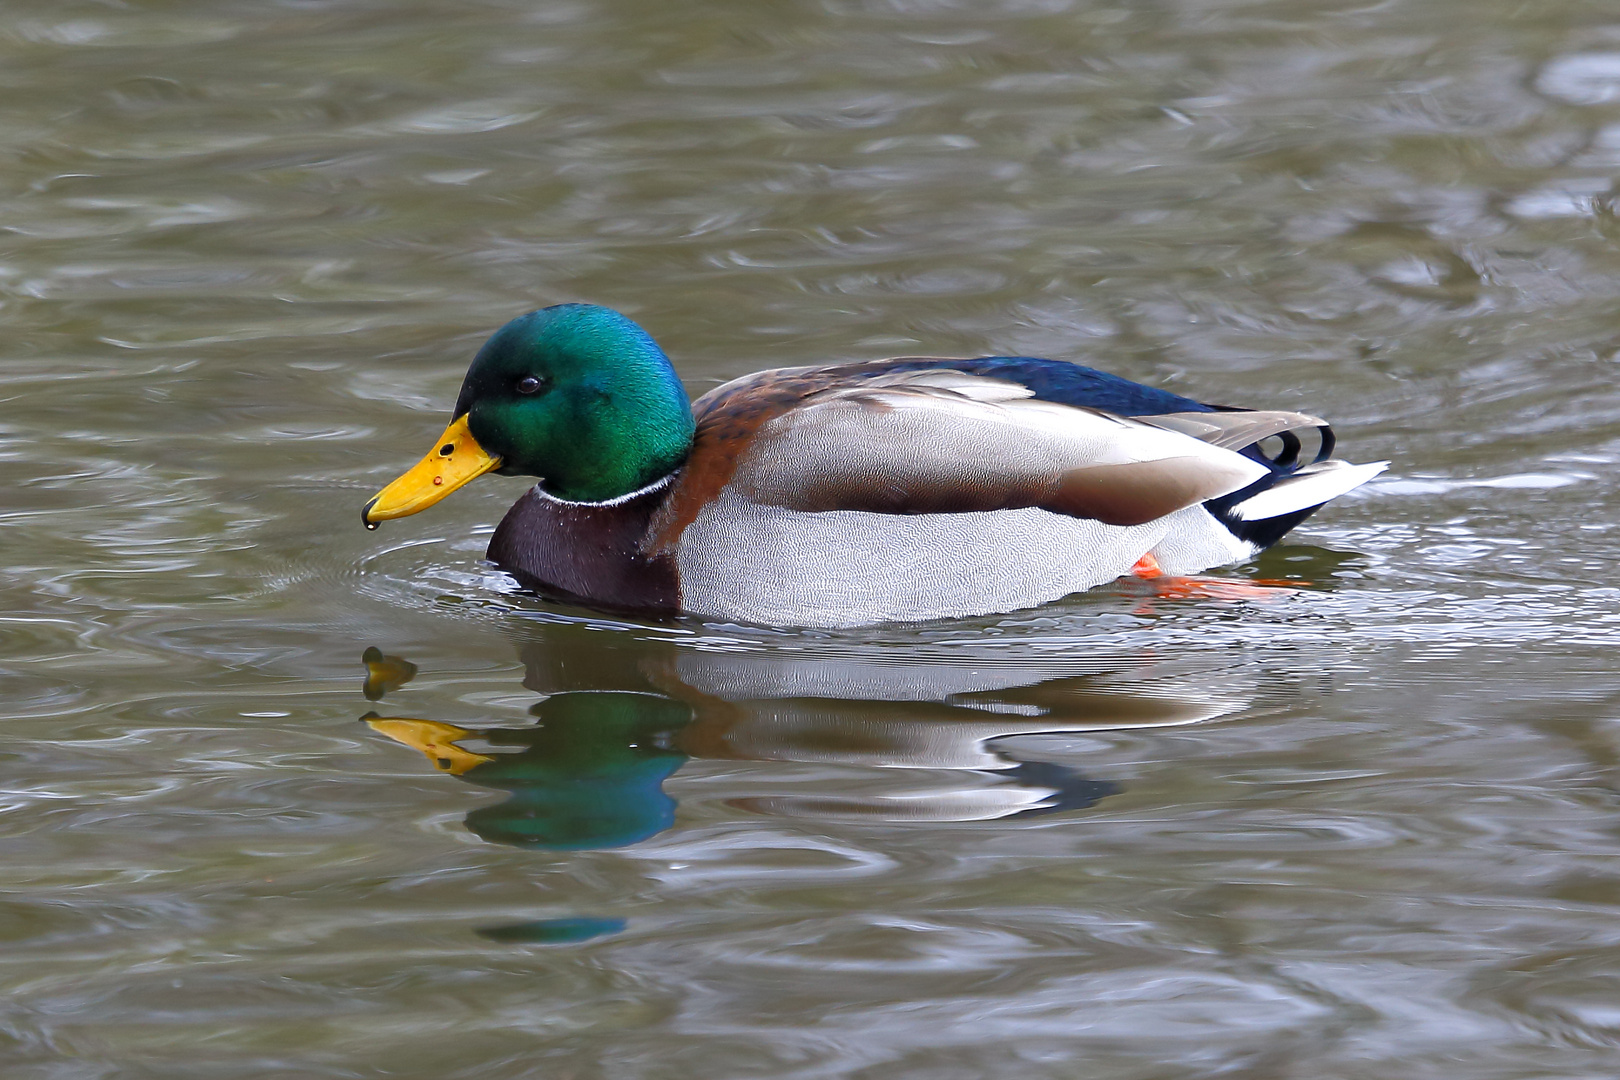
<box><xmin>1229</xmin><ymin>460</ymin><xmax>1388</xmax><ymax>521</ymax></box>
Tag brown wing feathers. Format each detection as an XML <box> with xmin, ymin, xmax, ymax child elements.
<box><xmin>645</xmin><ymin>365</ymin><xmax>846</xmax><ymax>553</ymax></box>
<box><xmin>648</xmin><ymin>364</ymin><xmax>1297</xmax><ymax>549</ymax></box>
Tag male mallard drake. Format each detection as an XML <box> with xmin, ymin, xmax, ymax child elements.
<box><xmin>362</xmin><ymin>303</ymin><xmax>1385</xmax><ymax>627</ymax></box>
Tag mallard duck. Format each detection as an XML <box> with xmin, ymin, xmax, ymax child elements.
<box><xmin>362</xmin><ymin>304</ymin><xmax>1385</xmax><ymax>626</ymax></box>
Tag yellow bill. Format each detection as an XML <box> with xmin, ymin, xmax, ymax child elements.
<box><xmin>365</xmin><ymin>716</ymin><xmax>493</xmax><ymax>776</ymax></box>
<box><xmin>362</xmin><ymin>414</ymin><xmax>502</xmax><ymax>526</ymax></box>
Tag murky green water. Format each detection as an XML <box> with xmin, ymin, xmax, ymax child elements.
<box><xmin>5</xmin><ymin>0</ymin><xmax>1620</xmax><ymax>1075</ymax></box>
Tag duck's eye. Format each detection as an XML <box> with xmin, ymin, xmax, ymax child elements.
<box><xmin>516</xmin><ymin>375</ymin><xmax>544</xmax><ymax>395</ymax></box>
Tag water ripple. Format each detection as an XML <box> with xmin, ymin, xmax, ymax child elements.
<box><xmin>3</xmin><ymin>0</ymin><xmax>1620</xmax><ymax>1074</ymax></box>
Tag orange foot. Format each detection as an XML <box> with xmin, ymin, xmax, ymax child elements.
<box><xmin>1126</xmin><ymin>552</ymin><xmax>1299</xmax><ymax>601</ymax></box>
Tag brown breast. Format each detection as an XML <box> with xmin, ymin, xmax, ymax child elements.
<box><xmin>486</xmin><ymin>480</ymin><xmax>680</xmax><ymax>614</ymax></box>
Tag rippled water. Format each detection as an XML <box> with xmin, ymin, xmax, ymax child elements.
<box><xmin>5</xmin><ymin>0</ymin><xmax>1620</xmax><ymax>1076</ymax></box>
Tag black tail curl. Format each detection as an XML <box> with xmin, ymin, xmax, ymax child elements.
<box><xmin>1201</xmin><ymin>413</ymin><xmax>1340</xmax><ymax>549</ymax></box>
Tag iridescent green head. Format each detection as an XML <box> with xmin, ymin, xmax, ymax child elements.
<box><xmin>363</xmin><ymin>304</ymin><xmax>695</xmax><ymax>523</ymax></box>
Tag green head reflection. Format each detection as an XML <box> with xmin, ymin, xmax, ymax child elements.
<box><xmin>367</xmin><ymin>691</ymin><xmax>692</xmax><ymax>851</ymax></box>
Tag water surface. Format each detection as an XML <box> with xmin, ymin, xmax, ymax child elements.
<box><xmin>5</xmin><ymin>0</ymin><xmax>1620</xmax><ymax>1076</ymax></box>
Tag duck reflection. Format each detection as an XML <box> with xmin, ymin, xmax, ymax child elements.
<box><xmin>370</xmin><ymin>692</ymin><xmax>689</xmax><ymax>850</ymax></box>
<box><xmin>363</xmin><ymin>627</ymin><xmax>1253</xmax><ymax>852</ymax></box>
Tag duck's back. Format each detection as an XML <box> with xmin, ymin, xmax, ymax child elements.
<box><xmin>647</xmin><ymin>357</ymin><xmax>1340</xmax><ymax>627</ymax></box>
